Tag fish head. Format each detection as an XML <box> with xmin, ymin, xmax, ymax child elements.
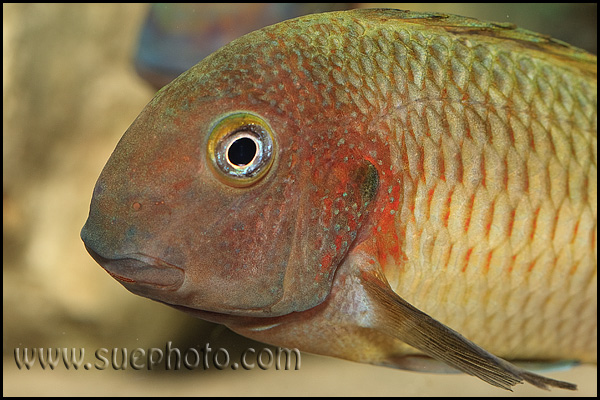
<box><xmin>81</xmin><ymin>27</ymin><xmax>380</xmax><ymax>319</ymax></box>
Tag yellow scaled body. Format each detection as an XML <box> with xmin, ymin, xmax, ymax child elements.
<box><xmin>377</xmin><ymin>14</ymin><xmax>598</xmax><ymax>361</ymax></box>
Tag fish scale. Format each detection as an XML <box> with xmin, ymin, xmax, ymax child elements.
<box><xmin>386</xmin><ymin>8</ymin><xmax>590</xmax><ymax>359</ymax></box>
<box><xmin>266</xmin><ymin>9</ymin><xmax>597</xmax><ymax>361</ymax></box>
<box><xmin>82</xmin><ymin>9</ymin><xmax>596</xmax><ymax>390</ymax></box>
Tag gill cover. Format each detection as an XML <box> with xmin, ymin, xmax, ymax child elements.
<box><xmin>196</xmin><ymin>110</ymin><xmax>382</xmax><ymax>315</ymax></box>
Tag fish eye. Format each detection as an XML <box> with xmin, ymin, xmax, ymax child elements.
<box><xmin>207</xmin><ymin>112</ymin><xmax>275</xmax><ymax>187</ymax></box>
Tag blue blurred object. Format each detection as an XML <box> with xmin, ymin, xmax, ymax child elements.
<box><xmin>135</xmin><ymin>3</ymin><xmax>354</xmax><ymax>89</ymax></box>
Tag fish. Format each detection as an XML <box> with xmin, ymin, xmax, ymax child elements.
<box><xmin>134</xmin><ymin>3</ymin><xmax>354</xmax><ymax>89</ymax></box>
<box><xmin>81</xmin><ymin>9</ymin><xmax>596</xmax><ymax>391</ymax></box>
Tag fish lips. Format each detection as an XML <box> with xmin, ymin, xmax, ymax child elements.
<box><xmin>84</xmin><ymin>244</ymin><xmax>185</xmax><ymax>291</ymax></box>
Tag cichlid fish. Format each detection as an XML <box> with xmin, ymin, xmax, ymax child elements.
<box><xmin>81</xmin><ymin>9</ymin><xmax>596</xmax><ymax>391</ymax></box>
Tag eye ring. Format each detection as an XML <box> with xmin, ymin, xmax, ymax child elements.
<box><xmin>207</xmin><ymin>112</ymin><xmax>275</xmax><ymax>187</ymax></box>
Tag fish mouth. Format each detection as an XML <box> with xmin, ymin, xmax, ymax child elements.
<box><xmin>84</xmin><ymin>244</ymin><xmax>184</xmax><ymax>290</ymax></box>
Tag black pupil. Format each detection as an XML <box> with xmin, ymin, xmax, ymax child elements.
<box><xmin>228</xmin><ymin>137</ymin><xmax>257</xmax><ymax>166</ymax></box>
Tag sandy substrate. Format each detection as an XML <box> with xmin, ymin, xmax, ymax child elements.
<box><xmin>3</xmin><ymin>355</ymin><xmax>597</xmax><ymax>396</ymax></box>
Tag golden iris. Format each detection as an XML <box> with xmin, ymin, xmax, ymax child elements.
<box><xmin>207</xmin><ymin>112</ymin><xmax>275</xmax><ymax>187</ymax></box>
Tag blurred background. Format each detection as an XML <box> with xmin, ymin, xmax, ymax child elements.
<box><xmin>3</xmin><ymin>3</ymin><xmax>596</xmax><ymax>396</ymax></box>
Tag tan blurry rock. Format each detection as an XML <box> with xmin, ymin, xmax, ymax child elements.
<box><xmin>3</xmin><ymin>3</ymin><xmax>190</xmax><ymax>349</ymax></box>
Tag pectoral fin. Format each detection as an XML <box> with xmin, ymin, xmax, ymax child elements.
<box><xmin>361</xmin><ymin>274</ymin><xmax>577</xmax><ymax>391</ymax></box>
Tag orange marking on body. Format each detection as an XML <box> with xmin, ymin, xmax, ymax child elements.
<box><xmin>484</xmin><ymin>251</ymin><xmax>493</xmax><ymax>272</ymax></box>
<box><xmin>507</xmin><ymin>209</ymin><xmax>516</xmax><ymax>237</ymax></box>
<box><xmin>569</xmin><ymin>262</ymin><xmax>579</xmax><ymax>275</ymax></box>
<box><xmin>316</xmin><ymin>252</ymin><xmax>333</xmax><ymax>282</ymax></box>
<box><xmin>427</xmin><ymin>187</ymin><xmax>435</xmax><ymax>206</ymax></box>
<box><xmin>443</xmin><ymin>190</ymin><xmax>453</xmax><ymax>227</ymax></box>
<box><xmin>531</xmin><ymin>207</ymin><xmax>541</xmax><ymax>240</ymax></box>
<box><xmin>321</xmin><ymin>197</ymin><xmax>333</xmax><ymax>225</ymax></box>
<box><xmin>484</xmin><ymin>202</ymin><xmax>494</xmax><ymax>238</ymax></box>
<box><xmin>502</xmin><ymin>159</ymin><xmax>509</xmax><ymax>189</ymax></box>
<box><xmin>462</xmin><ymin>248</ymin><xmax>473</xmax><ymax>272</ymax></box>
<box><xmin>507</xmin><ymin>126</ymin><xmax>516</xmax><ymax>146</ymax></box>
<box><xmin>334</xmin><ymin>233</ymin><xmax>343</xmax><ymax>251</ymax></box>
<box><xmin>508</xmin><ymin>254</ymin><xmax>517</xmax><ymax>274</ymax></box>
<box><xmin>572</xmin><ymin>220</ymin><xmax>580</xmax><ymax>243</ymax></box>
<box><xmin>374</xmin><ymin>217</ymin><xmax>402</xmax><ymax>267</ymax></box>
<box><xmin>464</xmin><ymin>193</ymin><xmax>475</xmax><ymax>232</ymax></box>
<box><xmin>438</xmin><ymin>147</ymin><xmax>446</xmax><ymax>182</ymax></box>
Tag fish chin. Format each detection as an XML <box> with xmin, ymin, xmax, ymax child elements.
<box><xmin>84</xmin><ymin>244</ymin><xmax>185</xmax><ymax>291</ymax></box>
